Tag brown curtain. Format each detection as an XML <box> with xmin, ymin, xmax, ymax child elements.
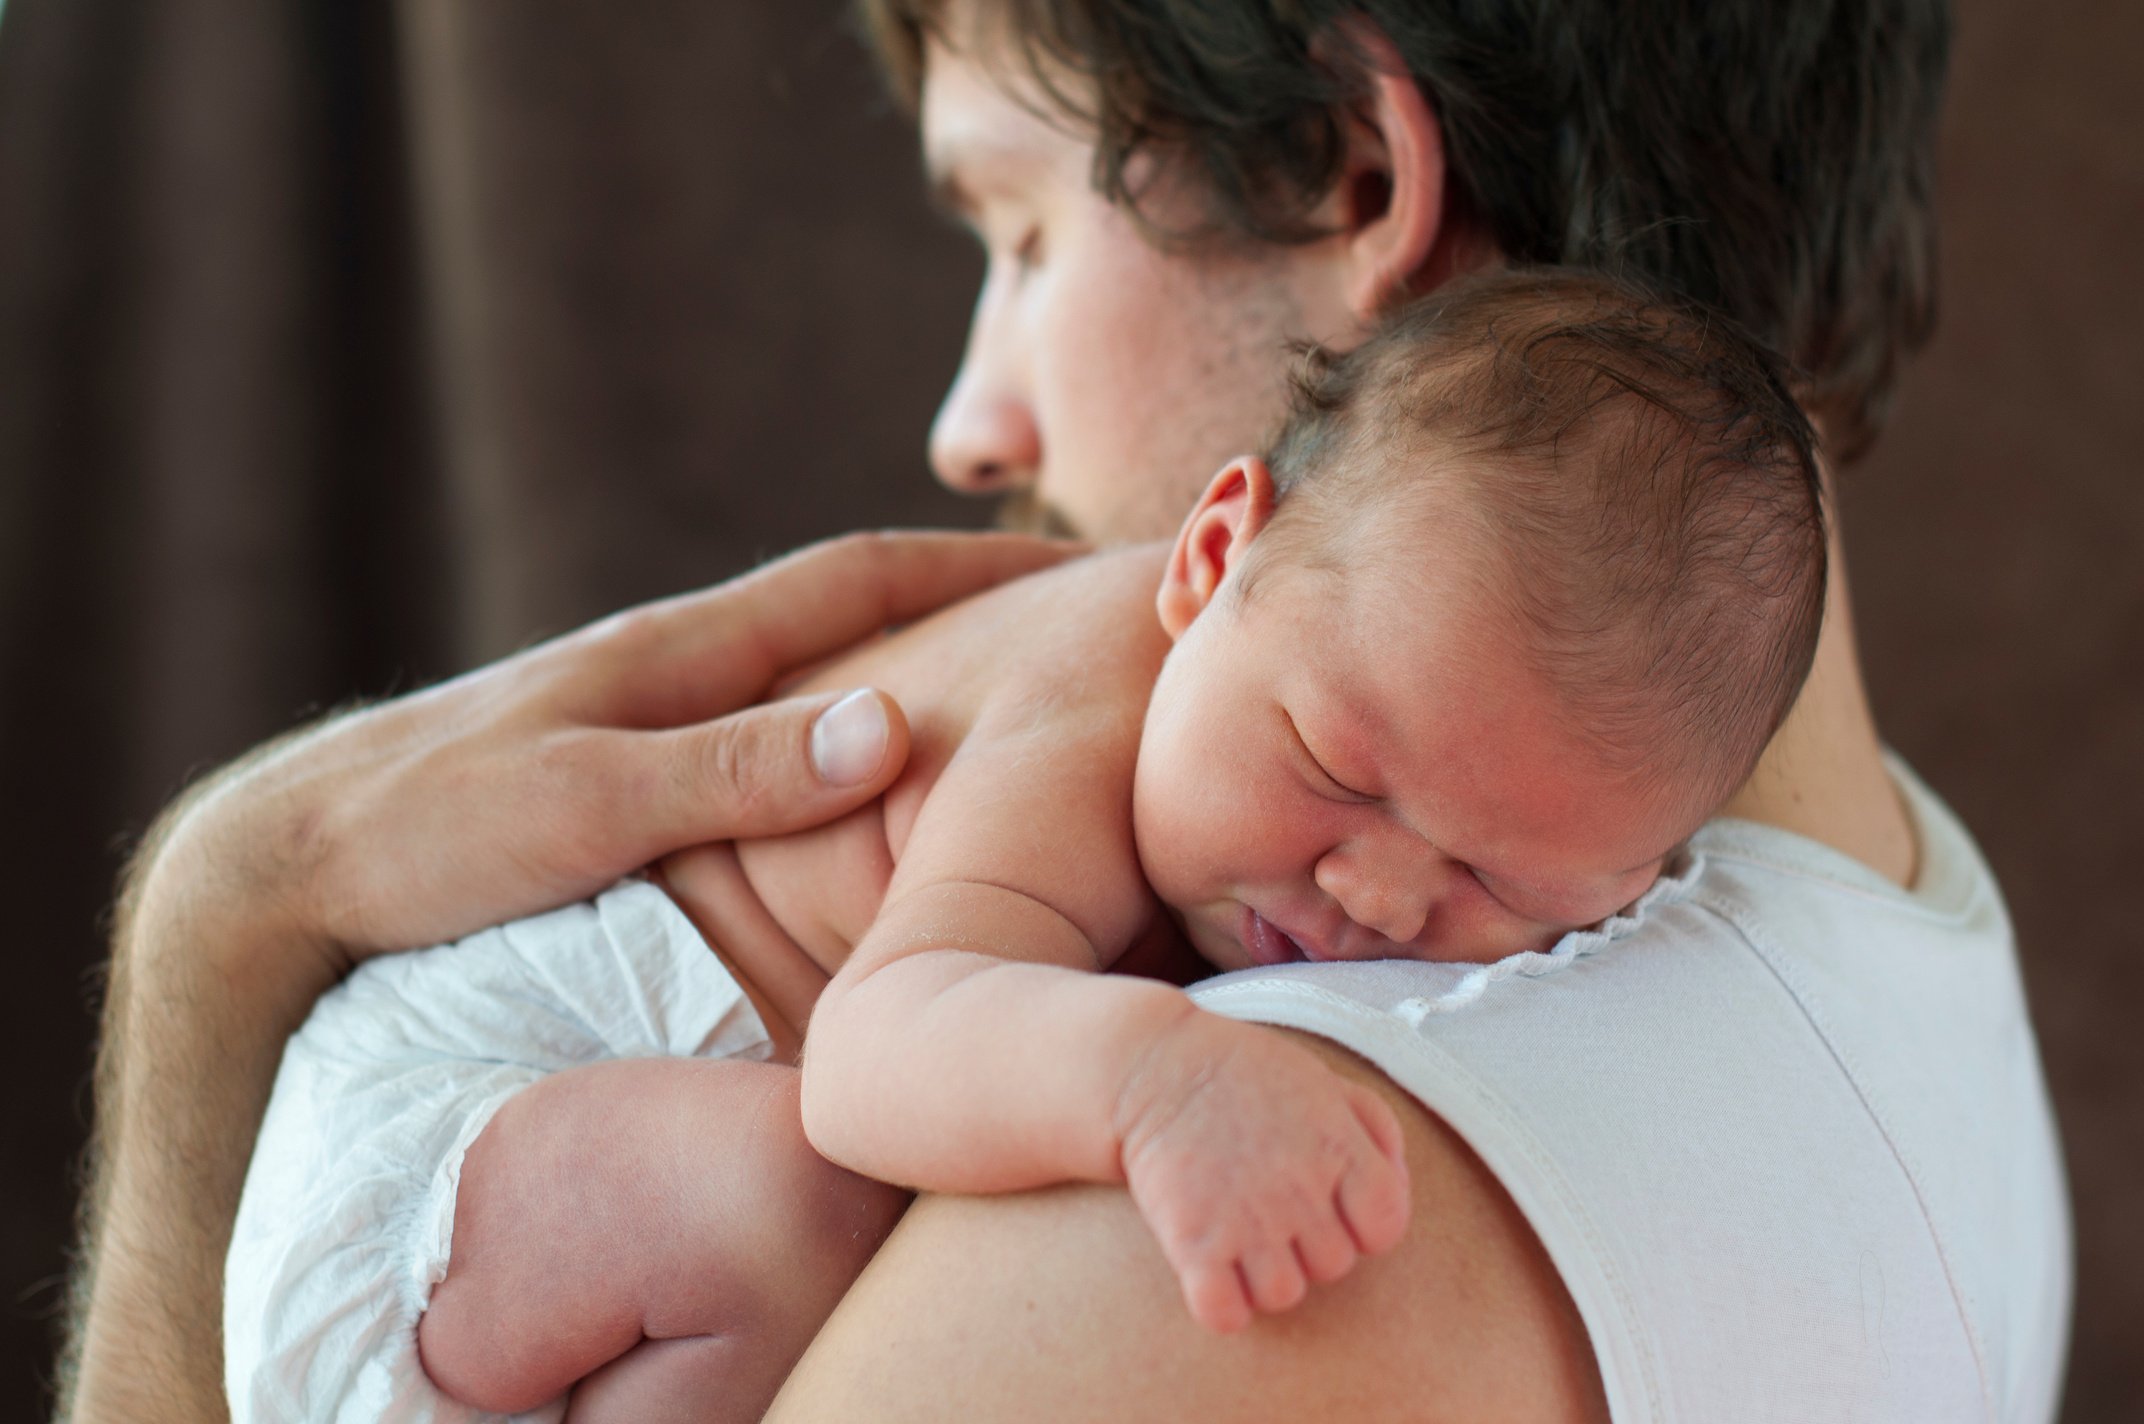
<box><xmin>1</xmin><ymin>2</ymin><xmax>2137</xmax><ymax>1421</ymax></box>
<box><xmin>0</xmin><ymin>4</ymin><xmax>982</xmax><ymax>1416</ymax></box>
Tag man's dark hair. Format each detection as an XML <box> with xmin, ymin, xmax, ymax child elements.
<box><xmin>1256</xmin><ymin>267</ymin><xmax>1827</xmax><ymax>816</ymax></box>
<box><xmin>857</xmin><ymin>0</ymin><xmax>1950</xmax><ymax>462</ymax></box>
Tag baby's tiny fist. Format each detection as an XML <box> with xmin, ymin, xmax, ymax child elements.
<box><xmin>1120</xmin><ymin>1015</ymin><xmax>1416</xmax><ymax>1334</ymax></box>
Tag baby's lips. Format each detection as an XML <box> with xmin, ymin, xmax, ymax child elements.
<box><xmin>1238</xmin><ymin>907</ymin><xmax>1310</xmax><ymax>966</ymax></box>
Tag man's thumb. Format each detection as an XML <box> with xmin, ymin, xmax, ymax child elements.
<box><xmin>808</xmin><ymin>687</ymin><xmax>901</xmax><ymax>788</ymax></box>
<box><xmin>645</xmin><ymin>688</ymin><xmax>909</xmax><ymax>848</ymax></box>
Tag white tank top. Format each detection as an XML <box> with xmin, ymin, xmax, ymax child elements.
<box><xmin>1189</xmin><ymin>754</ymin><xmax>2071</xmax><ymax>1423</ymax></box>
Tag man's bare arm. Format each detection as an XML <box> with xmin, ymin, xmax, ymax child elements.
<box><xmin>767</xmin><ymin>1029</ymin><xmax>1610</xmax><ymax>1424</ymax></box>
<box><xmin>56</xmin><ymin>531</ymin><xmax>1075</xmax><ymax>1424</ymax></box>
<box><xmin>60</xmin><ymin>738</ymin><xmax>350</xmax><ymax>1424</ymax></box>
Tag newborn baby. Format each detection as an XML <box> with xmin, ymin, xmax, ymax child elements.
<box><xmin>225</xmin><ymin>268</ymin><xmax>1826</xmax><ymax>1423</ymax></box>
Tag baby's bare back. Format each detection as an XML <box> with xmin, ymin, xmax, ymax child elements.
<box><xmin>659</xmin><ymin>542</ymin><xmax>1174</xmax><ymax>1056</ymax></box>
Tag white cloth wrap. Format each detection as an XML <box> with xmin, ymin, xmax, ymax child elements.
<box><xmin>224</xmin><ymin>879</ymin><xmax>772</xmax><ymax>1424</ymax></box>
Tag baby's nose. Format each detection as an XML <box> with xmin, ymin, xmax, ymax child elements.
<box><xmin>1314</xmin><ymin>843</ymin><xmax>1432</xmax><ymax>947</ymax></box>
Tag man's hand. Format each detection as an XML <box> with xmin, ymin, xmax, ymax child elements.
<box><xmin>61</xmin><ymin>529</ymin><xmax>1074</xmax><ymax>1424</ymax></box>
<box><xmin>171</xmin><ymin>530</ymin><xmax>1081</xmax><ymax>968</ymax></box>
<box><xmin>1116</xmin><ymin>1012</ymin><xmax>1413</xmax><ymax>1334</ymax></box>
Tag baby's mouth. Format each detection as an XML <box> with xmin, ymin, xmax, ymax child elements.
<box><xmin>1239</xmin><ymin>907</ymin><xmax>1312</xmax><ymax>966</ymax></box>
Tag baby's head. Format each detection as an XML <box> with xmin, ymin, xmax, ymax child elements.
<box><xmin>1134</xmin><ymin>268</ymin><xmax>1825</xmax><ymax>970</ymax></box>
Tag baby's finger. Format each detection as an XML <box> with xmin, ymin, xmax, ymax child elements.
<box><xmin>1293</xmin><ymin>1214</ymin><xmax>1361</xmax><ymax>1286</ymax></box>
<box><xmin>1178</xmin><ymin>1259</ymin><xmax>1254</xmax><ymax>1335</ymax></box>
<box><xmin>1239</xmin><ymin>1244</ymin><xmax>1309</xmax><ymax>1315</ymax></box>
<box><xmin>1336</xmin><ymin>1152</ymin><xmax>1412</xmax><ymax>1257</ymax></box>
<box><xmin>1349</xmin><ymin>1081</ymin><xmax>1409</xmax><ymax>1171</ymax></box>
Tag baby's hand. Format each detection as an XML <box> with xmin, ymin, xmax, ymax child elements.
<box><xmin>1116</xmin><ymin>1014</ymin><xmax>1412</xmax><ymax>1333</ymax></box>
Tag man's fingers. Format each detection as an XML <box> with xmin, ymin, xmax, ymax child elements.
<box><xmin>629</xmin><ymin>689</ymin><xmax>911</xmax><ymax>850</ymax></box>
<box><xmin>602</xmin><ymin>531</ymin><xmax>1082</xmax><ymax>726</ymax></box>
<box><xmin>807</xmin><ymin>688</ymin><xmax>904</xmax><ymax>787</ymax></box>
<box><xmin>753</xmin><ymin>529</ymin><xmax>1084</xmax><ymax>643</ymax></box>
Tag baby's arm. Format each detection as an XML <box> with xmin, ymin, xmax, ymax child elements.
<box><xmin>801</xmin><ymin>705</ymin><xmax>1412</xmax><ymax>1333</ymax></box>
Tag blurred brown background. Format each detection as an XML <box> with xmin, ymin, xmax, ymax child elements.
<box><xmin>0</xmin><ymin>2</ymin><xmax>2136</xmax><ymax>1420</ymax></box>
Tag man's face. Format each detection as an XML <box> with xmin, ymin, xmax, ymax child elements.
<box><xmin>919</xmin><ymin>36</ymin><xmax>1353</xmax><ymax>542</ymax></box>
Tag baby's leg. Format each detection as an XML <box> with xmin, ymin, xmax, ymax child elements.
<box><xmin>416</xmin><ymin>1057</ymin><xmax>908</xmax><ymax>1424</ymax></box>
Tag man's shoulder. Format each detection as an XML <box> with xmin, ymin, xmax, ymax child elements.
<box><xmin>767</xmin><ymin>1022</ymin><xmax>1607</xmax><ymax>1423</ymax></box>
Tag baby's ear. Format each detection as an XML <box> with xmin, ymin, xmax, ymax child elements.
<box><xmin>1157</xmin><ymin>457</ymin><xmax>1277</xmax><ymax>638</ymax></box>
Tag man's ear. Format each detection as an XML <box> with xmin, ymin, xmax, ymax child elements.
<box><xmin>1157</xmin><ymin>457</ymin><xmax>1278</xmax><ymax>639</ymax></box>
<box><xmin>1318</xmin><ymin>18</ymin><xmax>1475</xmax><ymax>319</ymax></box>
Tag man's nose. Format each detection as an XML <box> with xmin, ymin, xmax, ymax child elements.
<box><xmin>928</xmin><ymin>311</ymin><xmax>1040</xmax><ymax>495</ymax></box>
<box><xmin>1314</xmin><ymin>834</ymin><xmax>1435</xmax><ymax>946</ymax></box>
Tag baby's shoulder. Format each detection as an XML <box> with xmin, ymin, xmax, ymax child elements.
<box><xmin>864</xmin><ymin>544</ymin><xmax>1169</xmax><ymax>745</ymax></box>
<box><xmin>960</xmin><ymin>551</ymin><xmax>1172</xmax><ymax>817</ymax></box>
<box><xmin>809</xmin><ymin>543</ymin><xmax>1166</xmax><ymax>713</ymax></box>
<box><xmin>972</xmin><ymin>543</ymin><xmax>1173</xmax><ymax>721</ymax></box>
<box><xmin>821</xmin><ymin>543</ymin><xmax>1168</xmax><ymax>854</ymax></box>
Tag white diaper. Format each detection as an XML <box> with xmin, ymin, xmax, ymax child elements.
<box><xmin>224</xmin><ymin>879</ymin><xmax>773</xmax><ymax>1424</ymax></box>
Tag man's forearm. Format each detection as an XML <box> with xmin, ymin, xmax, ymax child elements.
<box><xmin>60</xmin><ymin>749</ymin><xmax>347</xmax><ymax>1424</ymax></box>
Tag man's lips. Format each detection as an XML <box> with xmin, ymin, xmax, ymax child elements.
<box><xmin>1239</xmin><ymin>907</ymin><xmax>1318</xmax><ymax>966</ymax></box>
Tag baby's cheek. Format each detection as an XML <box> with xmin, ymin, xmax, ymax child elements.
<box><xmin>1133</xmin><ymin>785</ymin><xmax>1215</xmax><ymax>904</ymax></box>
<box><xmin>1452</xmin><ymin>883</ymin><xmax>1571</xmax><ymax>961</ymax></box>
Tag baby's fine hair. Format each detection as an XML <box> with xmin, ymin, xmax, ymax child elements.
<box><xmin>1261</xmin><ymin>266</ymin><xmax>1827</xmax><ymax>818</ymax></box>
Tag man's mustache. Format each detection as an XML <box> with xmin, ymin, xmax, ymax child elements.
<box><xmin>995</xmin><ymin>488</ymin><xmax>1082</xmax><ymax>540</ymax></box>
